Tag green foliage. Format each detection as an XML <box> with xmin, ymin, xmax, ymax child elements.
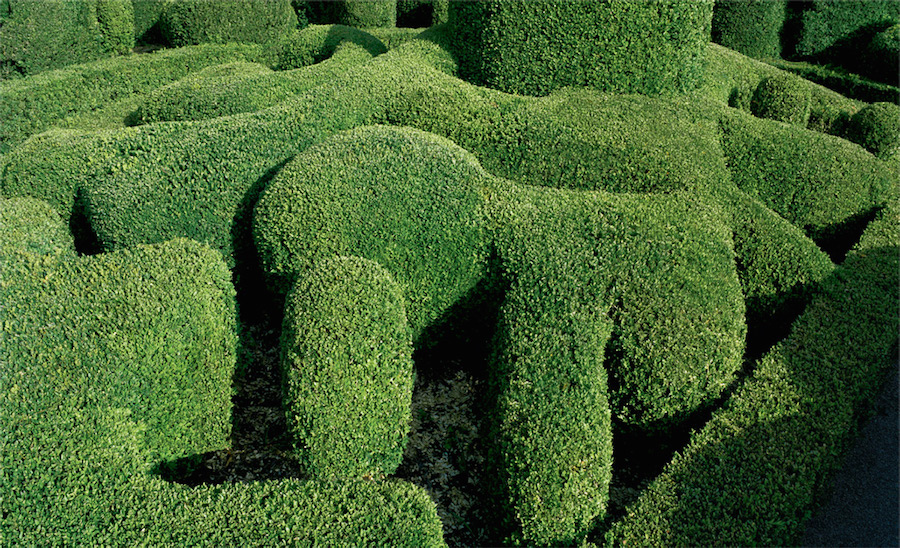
<box><xmin>0</xmin><ymin>197</ymin><xmax>75</xmax><ymax>259</ymax></box>
<box><xmin>712</xmin><ymin>0</ymin><xmax>786</xmax><ymax>59</ymax></box>
<box><xmin>0</xmin><ymin>42</ymin><xmax>266</xmax><ymax>153</ymax></box>
<box><xmin>282</xmin><ymin>255</ymin><xmax>414</xmax><ymax>477</ymax></box>
<box><xmin>97</xmin><ymin>0</ymin><xmax>135</xmax><ymax>55</ymax></box>
<box><xmin>794</xmin><ymin>0</ymin><xmax>900</xmax><ymax>58</ymax></box>
<box><xmin>447</xmin><ymin>0</ymin><xmax>713</xmax><ymax>96</ymax></box>
<box><xmin>489</xmin><ymin>183</ymin><xmax>746</xmax><ymax>435</ymax></box>
<box><xmin>0</xmin><ymin>0</ymin><xmax>135</xmax><ymax>79</ymax></box>
<box><xmin>253</xmin><ymin>125</ymin><xmax>490</xmax><ymax>340</ymax></box>
<box><xmin>160</xmin><ymin>0</ymin><xmax>296</xmax><ymax>47</ymax></box>
<box><xmin>270</xmin><ymin>23</ymin><xmax>386</xmax><ymax>70</ymax></box>
<box><xmin>306</xmin><ymin>0</ymin><xmax>396</xmax><ymax>28</ymax></box>
<box><xmin>750</xmin><ymin>74</ymin><xmax>812</xmax><ymax>125</ymax></box>
<box><xmin>0</xmin><ymin>232</ymin><xmax>444</xmax><ymax>544</ymax></box>
<box><xmin>864</xmin><ymin>23</ymin><xmax>899</xmax><ymax>85</ymax></box>
<box><xmin>132</xmin><ymin>0</ymin><xmax>170</xmax><ymax>41</ymax></box>
<box><xmin>605</xmin><ymin>202</ymin><xmax>899</xmax><ymax>547</ymax></box>
<box><xmin>722</xmin><ymin>189</ymin><xmax>835</xmax><ymax>321</ymax></box>
<box><xmin>718</xmin><ymin>108</ymin><xmax>895</xmax><ymax>243</ymax></box>
<box><xmin>844</xmin><ymin>101</ymin><xmax>900</xmax><ymax>160</ymax></box>
<box><xmin>397</xmin><ymin>0</ymin><xmax>447</xmax><ymax>27</ymax></box>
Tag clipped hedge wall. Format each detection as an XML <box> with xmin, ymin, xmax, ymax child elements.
<box><xmin>306</xmin><ymin>0</ymin><xmax>397</xmax><ymax>28</ymax></box>
<box><xmin>750</xmin><ymin>74</ymin><xmax>812</xmax><ymax>126</ymax></box>
<box><xmin>160</xmin><ymin>0</ymin><xmax>297</xmax><ymax>47</ymax></box>
<box><xmin>0</xmin><ymin>42</ymin><xmax>265</xmax><ymax>153</ymax></box>
<box><xmin>282</xmin><ymin>255</ymin><xmax>414</xmax><ymax>478</ymax></box>
<box><xmin>0</xmin><ymin>197</ymin><xmax>75</xmax><ymax>258</ymax></box>
<box><xmin>794</xmin><ymin>0</ymin><xmax>900</xmax><ymax>58</ymax></box>
<box><xmin>0</xmin><ymin>235</ymin><xmax>444</xmax><ymax>544</ymax></box>
<box><xmin>606</xmin><ymin>200</ymin><xmax>899</xmax><ymax>546</ymax></box>
<box><xmin>718</xmin><ymin>108</ymin><xmax>895</xmax><ymax>244</ymax></box>
<box><xmin>397</xmin><ymin>0</ymin><xmax>447</xmax><ymax>27</ymax></box>
<box><xmin>711</xmin><ymin>0</ymin><xmax>786</xmax><ymax>59</ymax></box>
<box><xmin>0</xmin><ymin>0</ymin><xmax>133</xmax><ymax>79</ymax></box>
<box><xmin>253</xmin><ymin>125</ymin><xmax>490</xmax><ymax>341</ymax></box>
<box><xmin>447</xmin><ymin>0</ymin><xmax>713</xmax><ymax>97</ymax></box>
<box><xmin>271</xmin><ymin>23</ymin><xmax>387</xmax><ymax>70</ymax></box>
<box><xmin>844</xmin><ymin>101</ymin><xmax>900</xmax><ymax>160</ymax></box>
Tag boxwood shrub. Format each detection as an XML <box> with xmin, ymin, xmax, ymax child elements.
<box><xmin>447</xmin><ymin>0</ymin><xmax>713</xmax><ymax>96</ymax></box>
<box><xmin>307</xmin><ymin>0</ymin><xmax>397</xmax><ymax>28</ymax></box>
<box><xmin>271</xmin><ymin>23</ymin><xmax>387</xmax><ymax>70</ymax></box>
<box><xmin>606</xmin><ymin>199</ymin><xmax>899</xmax><ymax>547</ymax></box>
<box><xmin>0</xmin><ymin>232</ymin><xmax>444</xmax><ymax>544</ymax></box>
<box><xmin>750</xmin><ymin>74</ymin><xmax>812</xmax><ymax>126</ymax></box>
<box><xmin>0</xmin><ymin>197</ymin><xmax>75</xmax><ymax>258</ymax></box>
<box><xmin>711</xmin><ymin>0</ymin><xmax>786</xmax><ymax>59</ymax></box>
<box><xmin>844</xmin><ymin>101</ymin><xmax>900</xmax><ymax>160</ymax></box>
<box><xmin>0</xmin><ymin>0</ymin><xmax>134</xmax><ymax>79</ymax></box>
<box><xmin>0</xmin><ymin>42</ymin><xmax>266</xmax><ymax>153</ymax></box>
<box><xmin>282</xmin><ymin>255</ymin><xmax>414</xmax><ymax>478</ymax></box>
<box><xmin>160</xmin><ymin>0</ymin><xmax>297</xmax><ymax>47</ymax></box>
<box><xmin>253</xmin><ymin>125</ymin><xmax>490</xmax><ymax>341</ymax></box>
<box><xmin>718</xmin><ymin>108</ymin><xmax>895</xmax><ymax>244</ymax></box>
<box><xmin>794</xmin><ymin>0</ymin><xmax>900</xmax><ymax>59</ymax></box>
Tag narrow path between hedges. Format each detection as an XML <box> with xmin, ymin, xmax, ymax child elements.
<box><xmin>802</xmin><ymin>361</ymin><xmax>899</xmax><ymax>547</ymax></box>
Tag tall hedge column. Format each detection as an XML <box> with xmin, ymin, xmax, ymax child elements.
<box><xmin>448</xmin><ymin>0</ymin><xmax>714</xmax><ymax>96</ymax></box>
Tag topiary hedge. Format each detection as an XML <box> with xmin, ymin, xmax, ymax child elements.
<box><xmin>0</xmin><ymin>233</ymin><xmax>444</xmax><ymax>545</ymax></box>
<box><xmin>447</xmin><ymin>0</ymin><xmax>714</xmax><ymax>97</ymax></box>
<box><xmin>305</xmin><ymin>0</ymin><xmax>397</xmax><ymax>28</ymax></box>
<box><xmin>0</xmin><ymin>0</ymin><xmax>134</xmax><ymax>79</ymax></box>
<box><xmin>844</xmin><ymin>101</ymin><xmax>900</xmax><ymax>160</ymax></box>
<box><xmin>718</xmin><ymin>108</ymin><xmax>895</xmax><ymax>244</ymax></box>
<box><xmin>282</xmin><ymin>255</ymin><xmax>414</xmax><ymax>478</ymax></box>
<box><xmin>711</xmin><ymin>0</ymin><xmax>786</xmax><ymax>59</ymax></box>
<box><xmin>605</xmin><ymin>199</ymin><xmax>899</xmax><ymax>547</ymax></box>
<box><xmin>0</xmin><ymin>42</ymin><xmax>266</xmax><ymax>153</ymax></box>
<box><xmin>750</xmin><ymin>73</ymin><xmax>812</xmax><ymax>126</ymax></box>
<box><xmin>271</xmin><ymin>23</ymin><xmax>387</xmax><ymax>70</ymax></box>
<box><xmin>0</xmin><ymin>197</ymin><xmax>75</xmax><ymax>258</ymax></box>
<box><xmin>160</xmin><ymin>0</ymin><xmax>297</xmax><ymax>47</ymax></box>
<box><xmin>253</xmin><ymin>125</ymin><xmax>490</xmax><ymax>341</ymax></box>
<box><xmin>794</xmin><ymin>0</ymin><xmax>900</xmax><ymax>59</ymax></box>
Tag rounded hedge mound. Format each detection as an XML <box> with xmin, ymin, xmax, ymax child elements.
<box><xmin>865</xmin><ymin>23</ymin><xmax>899</xmax><ymax>85</ymax></box>
<box><xmin>305</xmin><ymin>0</ymin><xmax>397</xmax><ymax>28</ymax></box>
<box><xmin>282</xmin><ymin>255</ymin><xmax>414</xmax><ymax>478</ymax></box>
<box><xmin>750</xmin><ymin>74</ymin><xmax>812</xmax><ymax>126</ymax></box>
<box><xmin>0</xmin><ymin>197</ymin><xmax>75</xmax><ymax>259</ymax></box>
<box><xmin>253</xmin><ymin>124</ymin><xmax>491</xmax><ymax>342</ymax></box>
<box><xmin>160</xmin><ymin>0</ymin><xmax>296</xmax><ymax>47</ymax></box>
<box><xmin>845</xmin><ymin>102</ymin><xmax>900</xmax><ymax>160</ymax></box>
<box><xmin>271</xmin><ymin>24</ymin><xmax>387</xmax><ymax>70</ymax></box>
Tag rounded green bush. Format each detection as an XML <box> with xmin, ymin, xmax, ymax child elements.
<box><xmin>750</xmin><ymin>74</ymin><xmax>812</xmax><ymax>126</ymax></box>
<box><xmin>271</xmin><ymin>24</ymin><xmax>387</xmax><ymax>70</ymax></box>
<box><xmin>160</xmin><ymin>0</ymin><xmax>296</xmax><ymax>47</ymax></box>
<box><xmin>864</xmin><ymin>23</ymin><xmax>899</xmax><ymax>85</ymax></box>
<box><xmin>306</xmin><ymin>0</ymin><xmax>397</xmax><ymax>28</ymax></box>
<box><xmin>282</xmin><ymin>255</ymin><xmax>414</xmax><ymax>478</ymax></box>
<box><xmin>0</xmin><ymin>197</ymin><xmax>75</xmax><ymax>259</ymax></box>
<box><xmin>253</xmin><ymin>124</ymin><xmax>490</xmax><ymax>341</ymax></box>
<box><xmin>845</xmin><ymin>102</ymin><xmax>900</xmax><ymax>160</ymax></box>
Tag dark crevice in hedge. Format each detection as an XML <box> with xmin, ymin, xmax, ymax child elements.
<box><xmin>809</xmin><ymin>206</ymin><xmax>881</xmax><ymax>264</ymax></box>
<box><xmin>69</xmin><ymin>188</ymin><xmax>102</xmax><ymax>256</ymax></box>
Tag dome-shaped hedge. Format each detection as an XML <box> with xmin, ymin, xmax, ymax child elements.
<box><xmin>750</xmin><ymin>74</ymin><xmax>812</xmax><ymax>126</ymax></box>
<box><xmin>845</xmin><ymin>102</ymin><xmax>900</xmax><ymax>160</ymax></box>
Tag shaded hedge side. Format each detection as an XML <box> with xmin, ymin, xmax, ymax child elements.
<box><xmin>160</xmin><ymin>0</ymin><xmax>297</xmax><ymax>47</ymax></box>
<box><xmin>605</xmin><ymin>199</ymin><xmax>899</xmax><ymax>547</ymax></box>
<box><xmin>0</xmin><ymin>0</ymin><xmax>134</xmax><ymax>79</ymax></box>
<box><xmin>711</xmin><ymin>0</ymin><xmax>786</xmax><ymax>59</ymax></box>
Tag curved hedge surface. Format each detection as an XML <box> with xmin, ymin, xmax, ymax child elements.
<box><xmin>0</xmin><ymin>0</ymin><xmax>133</xmax><ymax>79</ymax></box>
<box><xmin>844</xmin><ymin>101</ymin><xmax>900</xmax><ymax>160</ymax></box>
<box><xmin>271</xmin><ymin>24</ymin><xmax>387</xmax><ymax>70</ymax></box>
<box><xmin>0</xmin><ymin>42</ymin><xmax>266</xmax><ymax>154</ymax></box>
<box><xmin>750</xmin><ymin>74</ymin><xmax>812</xmax><ymax>126</ymax></box>
<box><xmin>307</xmin><ymin>0</ymin><xmax>397</xmax><ymax>28</ymax></box>
<box><xmin>795</xmin><ymin>0</ymin><xmax>900</xmax><ymax>58</ymax></box>
<box><xmin>0</xmin><ymin>197</ymin><xmax>75</xmax><ymax>258</ymax></box>
<box><xmin>254</xmin><ymin>125</ymin><xmax>490</xmax><ymax>341</ymax></box>
<box><xmin>160</xmin><ymin>0</ymin><xmax>297</xmax><ymax>47</ymax></box>
<box><xmin>0</xmin><ymin>234</ymin><xmax>445</xmax><ymax>545</ymax></box>
<box><xmin>606</xmin><ymin>200</ymin><xmax>899</xmax><ymax>547</ymax></box>
<box><xmin>282</xmin><ymin>255</ymin><xmax>414</xmax><ymax>478</ymax></box>
<box><xmin>719</xmin><ymin>108</ymin><xmax>895</xmax><ymax>243</ymax></box>
<box><xmin>447</xmin><ymin>0</ymin><xmax>713</xmax><ymax>96</ymax></box>
<box><xmin>711</xmin><ymin>0</ymin><xmax>786</xmax><ymax>59</ymax></box>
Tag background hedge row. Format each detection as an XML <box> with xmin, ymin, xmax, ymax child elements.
<box><xmin>447</xmin><ymin>0</ymin><xmax>714</xmax><ymax>97</ymax></box>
